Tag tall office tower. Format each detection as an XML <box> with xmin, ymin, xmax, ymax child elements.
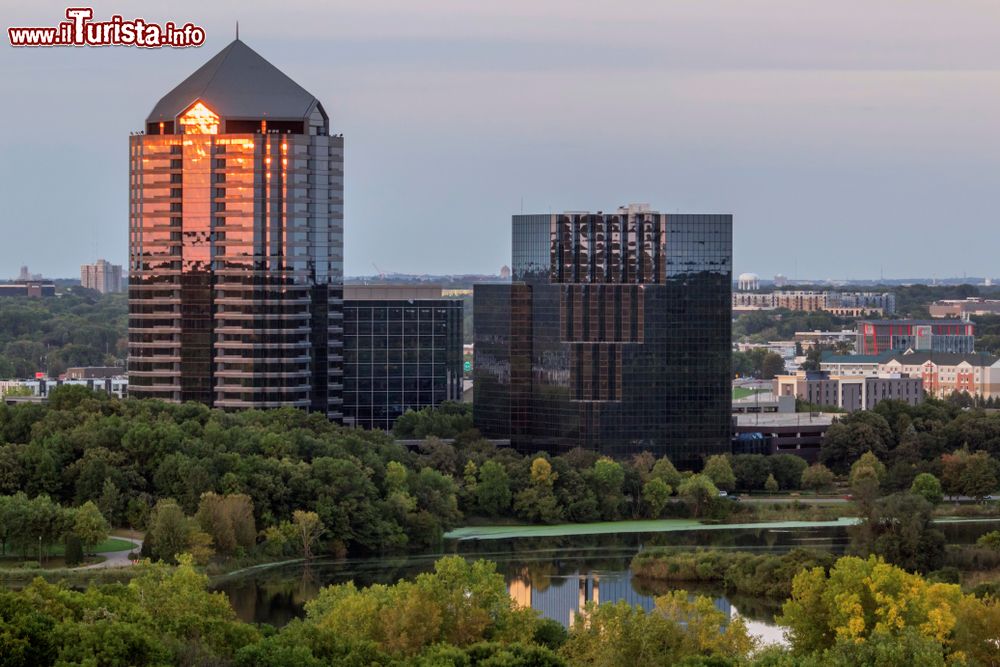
<box><xmin>128</xmin><ymin>39</ymin><xmax>344</xmax><ymax>417</ymax></box>
<box><xmin>474</xmin><ymin>205</ymin><xmax>732</xmax><ymax>466</ymax></box>
<box><xmin>81</xmin><ymin>259</ymin><xmax>124</xmax><ymax>294</ymax></box>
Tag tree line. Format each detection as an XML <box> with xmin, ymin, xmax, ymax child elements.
<box><xmin>3</xmin><ymin>387</ymin><xmax>1000</xmax><ymax>566</ymax></box>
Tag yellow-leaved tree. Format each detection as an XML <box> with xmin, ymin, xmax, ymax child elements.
<box><xmin>779</xmin><ymin>555</ymin><xmax>1000</xmax><ymax>664</ymax></box>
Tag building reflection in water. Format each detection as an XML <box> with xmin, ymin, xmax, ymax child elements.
<box><xmin>508</xmin><ymin>568</ymin><xmax>732</xmax><ymax>628</ymax></box>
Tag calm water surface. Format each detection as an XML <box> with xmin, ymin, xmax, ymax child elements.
<box><xmin>213</xmin><ymin>519</ymin><xmax>1000</xmax><ymax>646</ymax></box>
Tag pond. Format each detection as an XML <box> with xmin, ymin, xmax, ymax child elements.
<box><xmin>212</xmin><ymin>518</ymin><xmax>1000</xmax><ymax>647</ymax></box>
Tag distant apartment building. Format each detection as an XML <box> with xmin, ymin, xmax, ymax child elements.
<box><xmin>880</xmin><ymin>352</ymin><xmax>1000</xmax><ymax>400</ymax></box>
<box><xmin>856</xmin><ymin>319</ymin><xmax>975</xmax><ymax>355</ymax></box>
<box><xmin>19</xmin><ymin>376</ymin><xmax>128</xmax><ymax>400</ymax></box>
<box><xmin>343</xmin><ymin>285</ymin><xmax>463</xmax><ymax>431</ymax></box>
<box><xmin>820</xmin><ymin>350</ymin><xmax>1000</xmax><ymax>400</ymax></box>
<box><xmin>732</xmin><ymin>290</ymin><xmax>826</xmax><ymax>312</ymax></box>
<box><xmin>929</xmin><ymin>298</ymin><xmax>1000</xmax><ymax>318</ymax></box>
<box><xmin>775</xmin><ymin>369</ymin><xmax>924</xmax><ymax>412</ymax></box>
<box><xmin>81</xmin><ymin>259</ymin><xmax>124</xmax><ymax>294</ymax></box>
<box><xmin>827</xmin><ymin>291</ymin><xmax>897</xmax><ymax>314</ymax></box>
<box><xmin>0</xmin><ymin>281</ymin><xmax>55</xmax><ymax>297</ymax></box>
<box><xmin>820</xmin><ymin>352</ymin><xmax>891</xmax><ymax>377</ymax></box>
<box><xmin>64</xmin><ymin>366</ymin><xmax>124</xmax><ymax>380</ymax></box>
<box><xmin>732</xmin><ymin>290</ymin><xmax>894</xmax><ymax>315</ymax></box>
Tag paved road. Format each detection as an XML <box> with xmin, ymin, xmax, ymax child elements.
<box><xmin>80</xmin><ymin>536</ymin><xmax>143</xmax><ymax>569</ymax></box>
<box><xmin>736</xmin><ymin>496</ymin><xmax>848</xmax><ymax>505</ymax></box>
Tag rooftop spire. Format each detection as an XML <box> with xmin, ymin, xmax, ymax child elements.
<box><xmin>236</xmin><ymin>20</ymin><xmax>239</xmax><ymax>40</ymax></box>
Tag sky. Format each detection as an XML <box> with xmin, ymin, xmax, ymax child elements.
<box><xmin>2</xmin><ymin>0</ymin><xmax>1000</xmax><ymax>281</ymax></box>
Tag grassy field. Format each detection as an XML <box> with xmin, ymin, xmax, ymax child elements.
<box><xmin>1</xmin><ymin>537</ymin><xmax>134</xmax><ymax>560</ymax></box>
<box><xmin>732</xmin><ymin>387</ymin><xmax>765</xmax><ymax>399</ymax></box>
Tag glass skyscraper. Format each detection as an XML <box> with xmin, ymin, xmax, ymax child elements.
<box><xmin>128</xmin><ymin>39</ymin><xmax>343</xmax><ymax>417</ymax></box>
<box><xmin>474</xmin><ymin>205</ymin><xmax>732</xmax><ymax>466</ymax></box>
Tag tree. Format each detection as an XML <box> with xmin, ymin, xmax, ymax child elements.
<box><xmin>475</xmin><ymin>460</ymin><xmax>511</xmax><ymax>517</ymax></box>
<box><xmin>97</xmin><ymin>478</ymin><xmax>123</xmax><ymax>527</ymax></box>
<box><xmin>72</xmin><ymin>501</ymin><xmax>110</xmax><ymax>555</ymax></box>
<box><xmin>959</xmin><ymin>450</ymin><xmax>998</xmax><ymax>501</ymax></box>
<box><xmin>514</xmin><ymin>457</ymin><xmax>564</xmax><ymax>524</ymax></box>
<box><xmin>731</xmin><ymin>454</ymin><xmax>770</xmax><ymax>491</ymax></box>
<box><xmin>849</xmin><ymin>493</ymin><xmax>945</xmax><ymax>573</ymax></box>
<box><xmin>513</xmin><ymin>485</ymin><xmax>564</xmax><ymax>524</ymax></box>
<box><xmin>820</xmin><ymin>411</ymin><xmax>893</xmax><ymax>473</ymax></box>
<box><xmin>760</xmin><ymin>352</ymin><xmax>786</xmax><ymax>380</ymax></box>
<box><xmin>764</xmin><ymin>473</ymin><xmax>779</xmax><ymax>494</ymax></box>
<box><xmin>800</xmin><ymin>463</ymin><xmax>835</xmax><ymax>493</ymax></box>
<box><xmin>779</xmin><ymin>555</ymin><xmax>979</xmax><ymax>661</ymax></box>
<box><xmin>195</xmin><ymin>492</ymin><xmax>256</xmax><ymax>556</ymax></box>
<box><xmin>849</xmin><ymin>451</ymin><xmax>886</xmax><ymax>508</ymax></box>
<box><xmin>301</xmin><ymin>556</ymin><xmax>536</xmax><ymax>657</ymax></box>
<box><xmin>941</xmin><ymin>448</ymin><xmax>999</xmax><ymax>501</ymax></box>
<box><xmin>650</xmin><ymin>457</ymin><xmax>682</xmax><ymax>489</ymax></box>
<box><xmin>529</xmin><ymin>457</ymin><xmax>556</xmax><ymax>486</ymax></box>
<box><xmin>561</xmin><ymin>592</ymin><xmax>752</xmax><ymax>666</ymax></box>
<box><xmin>147</xmin><ymin>499</ymin><xmax>190</xmax><ymax>564</ymax></box>
<box><xmin>910</xmin><ymin>473</ymin><xmax>943</xmax><ymax>505</ymax></box>
<box><xmin>591</xmin><ymin>458</ymin><xmax>625</xmax><ymax>520</ymax></box>
<box><xmin>702</xmin><ymin>455</ymin><xmax>735</xmax><ymax>493</ymax></box>
<box><xmin>293</xmin><ymin>510</ymin><xmax>324</xmax><ymax>560</ymax></box>
<box><xmin>769</xmin><ymin>454</ymin><xmax>807</xmax><ymax>491</ymax></box>
<box><xmin>677</xmin><ymin>474</ymin><xmax>718</xmax><ymax>518</ymax></box>
<box><xmin>642</xmin><ymin>478</ymin><xmax>672</xmax><ymax>519</ymax></box>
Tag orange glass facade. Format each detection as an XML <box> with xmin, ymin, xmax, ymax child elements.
<box><xmin>129</xmin><ymin>101</ymin><xmax>344</xmax><ymax>416</ymax></box>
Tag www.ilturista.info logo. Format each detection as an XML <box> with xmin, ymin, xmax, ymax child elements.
<box><xmin>8</xmin><ymin>8</ymin><xmax>206</xmax><ymax>48</ymax></box>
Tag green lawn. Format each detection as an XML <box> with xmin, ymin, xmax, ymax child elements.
<box><xmin>732</xmin><ymin>387</ymin><xmax>763</xmax><ymax>399</ymax></box>
<box><xmin>40</xmin><ymin>537</ymin><xmax>135</xmax><ymax>557</ymax></box>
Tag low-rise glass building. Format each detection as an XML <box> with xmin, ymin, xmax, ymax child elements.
<box><xmin>343</xmin><ymin>285</ymin><xmax>463</xmax><ymax>430</ymax></box>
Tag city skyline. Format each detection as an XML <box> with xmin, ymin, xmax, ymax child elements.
<box><xmin>4</xmin><ymin>0</ymin><xmax>1000</xmax><ymax>279</ymax></box>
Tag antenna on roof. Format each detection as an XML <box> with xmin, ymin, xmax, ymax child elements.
<box><xmin>236</xmin><ymin>21</ymin><xmax>239</xmax><ymax>40</ymax></box>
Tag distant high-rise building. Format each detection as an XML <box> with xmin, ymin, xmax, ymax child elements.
<box><xmin>128</xmin><ymin>39</ymin><xmax>344</xmax><ymax>415</ymax></box>
<box><xmin>474</xmin><ymin>204</ymin><xmax>732</xmax><ymax>466</ymax></box>
<box><xmin>81</xmin><ymin>259</ymin><xmax>124</xmax><ymax>294</ymax></box>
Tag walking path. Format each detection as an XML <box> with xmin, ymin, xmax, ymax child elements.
<box><xmin>80</xmin><ymin>536</ymin><xmax>143</xmax><ymax>569</ymax></box>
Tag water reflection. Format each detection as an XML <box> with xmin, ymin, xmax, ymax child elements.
<box><xmin>213</xmin><ymin>519</ymin><xmax>1000</xmax><ymax>646</ymax></box>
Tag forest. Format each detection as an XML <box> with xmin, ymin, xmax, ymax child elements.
<box><xmin>0</xmin><ymin>290</ymin><xmax>126</xmax><ymax>378</ymax></box>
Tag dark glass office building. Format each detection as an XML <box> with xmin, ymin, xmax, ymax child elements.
<box><xmin>343</xmin><ymin>285</ymin><xmax>463</xmax><ymax>430</ymax></box>
<box><xmin>474</xmin><ymin>205</ymin><xmax>732</xmax><ymax>466</ymax></box>
<box><xmin>128</xmin><ymin>39</ymin><xmax>343</xmax><ymax>417</ymax></box>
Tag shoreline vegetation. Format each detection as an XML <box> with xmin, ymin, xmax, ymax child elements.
<box><xmin>2</xmin><ymin>552</ymin><xmax>1000</xmax><ymax>666</ymax></box>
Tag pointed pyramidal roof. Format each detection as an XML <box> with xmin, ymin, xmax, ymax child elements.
<box><xmin>147</xmin><ymin>39</ymin><xmax>325</xmax><ymax>123</ymax></box>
